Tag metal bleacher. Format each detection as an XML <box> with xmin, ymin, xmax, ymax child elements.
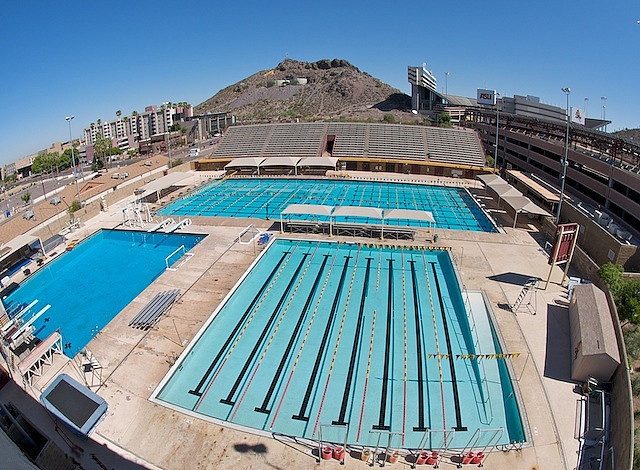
<box><xmin>213</xmin><ymin>122</ymin><xmax>485</xmax><ymax>167</ymax></box>
<box><xmin>129</xmin><ymin>289</ymin><xmax>180</xmax><ymax>330</ymax></box>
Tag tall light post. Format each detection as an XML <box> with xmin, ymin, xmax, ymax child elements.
<box><xmin>601</xmin><ymin>96</ymin><xmax>607</xmax><ymax>131</ymax></box>
<box><xmin>556</xmin><ymin>88</ymin><xmax>571</xmax><ymax>224</ymax></box>
<box><xmin>444</xmin><ymin>72</ymin><xmax>449</xmax><ymax>102</ymax></box>
<box><xmin>584</xmin><ymin>97</ymin><xmax>589</xmax><ymax>119</ymax></box>
<box><xmin>493</xmin><ymin>92</ymin><xmax>501</xmax><ymax>172</ymax></box>
<box><xmin>65</xmin><ymin>116</ymin><xmax>82</xmax><ymax>204</ymax></box>
<box><xmin>162</xmin><ymin>102</ymin><xmax>173</xmax><ymax>169</ymax></box>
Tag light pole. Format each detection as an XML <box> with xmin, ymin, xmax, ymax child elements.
<box><xmin>493</xmin><ymin>92</ymin><xmax>501</xmax><ymax>172</ymax></box>
<box><xmin>444</xmin><ymin>72</ymin><xmax>449</xmax><ymax>102</ymax></box>
<box><xmin>584</xmin><ymin>97</ymin><xmax>589</xmax><ymax>119</ymax></box>
<box><xmin>162</xmin><ymin>102</ymin><xmax>173</xmax><ymax>169</ymax></box>
<box><xmin>556</xmin><ymin>88</ymin><xmax>571</xmax><ymax>224</ymax></box>
<box><xmin>65</xmin><ymin>116</ymin><xmax>82</xmax><ymax>205</ymax></box>
<box><xmin>601</xmin><ymin>96</ymin><xmax>607</xmax><ymax>132</ymax></box>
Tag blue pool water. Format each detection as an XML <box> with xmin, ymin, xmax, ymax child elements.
<box><xmin>159</xmin><ymin>178</ymin><xmax>496</xmax><ymax>232</ymax></box>
<box><xmin>2</xmin><ymin>230</ymin><xmax>205</xmax><ymax>358</ymax></box>
<box><xmin>155</xmin><ymin>239</ymin><xmax>524</xmax><ymax>449</ymax></box>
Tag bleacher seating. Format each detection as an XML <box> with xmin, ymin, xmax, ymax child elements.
<box><xmin>213</xmin><ymin>122</ymin><xmax>485</xmax><ymax>167</ymax></box>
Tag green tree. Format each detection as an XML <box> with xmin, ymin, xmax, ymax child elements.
<box><xmin>93</xmin><ymin>133</ymin><xmax>111</xmax><ymax>167</ymax></box>
<box><xmin>598</xmin><ymin>262</ymin><xmax>625</xmax><ymax>295</ymax></box>
<box><xmin>438</xmin><ymin>112</ymin><xmax>452</xmax><ymax>126</ymax></box>
<box><xmin>618</xmin><ymin>279</ymin><xmax>640</xmax><ymax>326</ymax></box>
<box><xmin>21</xmin><ymin>191</ymin><xmax>31</xmax><ymax>205</ymax></box>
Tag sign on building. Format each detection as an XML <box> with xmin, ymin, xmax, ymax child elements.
<box><xmin>477</xmin><ymin>89</ymin><xmax>497</xmax><ymax>106</ymax></box>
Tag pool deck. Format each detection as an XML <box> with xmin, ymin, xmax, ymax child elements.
<box><xmin>0</xmin><ymin>177</ymin><xmax>581</xmax><ymax>469</ymax></box>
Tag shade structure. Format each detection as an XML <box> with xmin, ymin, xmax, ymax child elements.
<box><xmin>298</xmin><ymin>156</ymin><xmax>339</xmax><ymax>168</ymax></box>
<box><xmin>258</xmin><ymin>156</ymin><xmax>301</xmax><ymax>168</ymax></box>
<box><xmin>224</xmin><ymin>157</ymin><xmax>265</xmax><ymax>170</ymax></box>
<box><xmin>477</xmin><ymin>173</ymin><xmax>507</xmax><ymax>186</ymax></box>
<box><xmin>280</xmin><ymin>204</ymin><xmax>334</xmax><ymax>217</ymax></box>
<box><xmin>384</xmin><ymin>208</ymin><xmax>435</xmax><ymax>224</ymax></box>
<box><xmin>502</xmin><ymin>195</ymin><xmax>552</xmax><ymax>227</ymax></box>
<box><xmin>332</xmin><ymin>206</ymin><xmax>384</xmax><ymax>220</ymax></box>
<box><xmin>134</xmin><ymin>172</ymin><xmax>192</xmax><ymax>200</ymax></box>
<box><xmin>490</xmin><ymin>184</ymin><xmax>522</xmax><ymax>198</ymax></box>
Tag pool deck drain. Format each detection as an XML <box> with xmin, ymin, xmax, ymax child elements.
<box><xmin>1</xmin><ymin>191</ymin><xmax>580</xmax><ymax>469</ymax></box>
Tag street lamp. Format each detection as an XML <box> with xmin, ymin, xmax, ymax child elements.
<box><xmin>584</xmin><ymin>97</ymin><xmax>589</xmax><ymax>119</ymax></box>
<box><xmin>601</xmin><ymin>96</ymin><xmax>607</xmax><ymax>132</ymax></box>
<box><xmin>556</xmin><ymin>88</ymin><xmax>571</xmax><ymax>224</ymax></box>
<box><xmin>162</xmin><ymin>102</ymin><xmax>173</xmax><ymax>169</ymax></box>
<box><xmin>65</xmin><ymin>116</ymin><xmax>82</xmax><ymax>204</ymax></box>
<box><xmin>493</xmin><ymin>92</ymin><xmax>501</xmax><ymax>172</ymax></box>
<box><xmin>444</xmin><ymin>72</ymin><xmax>450</xmax><ymax>102</ymax></box>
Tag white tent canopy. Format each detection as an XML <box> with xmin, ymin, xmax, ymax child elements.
<box><xmin>258</xmin><ymin>157</ymin><xmax>301</xmax><ymax>168</ymax></box>
<box><xmin>490</xmin><ymin>184</ymin><xmax>522</xmax><ymax>198</ymax></box>
<box><xmin>477</xmin><ymin>173</ymin><xmax>507</xmax><ymax>186</ymax></box>
<box><xmin>280</xmin><ymin>204</ymin><xmax>334</xmax><ymax>217</ymax></box>
<box><xmin>502</xmin><ymin>195</ymin><xmax>552</xmax><ymax>227</ymax></box>
<box><xmin>384</xmin><ymin>208</ymin><xmax>435</xmax><ymax>224</ymax></box>
<box><xmin>332</xmin><ymin>206</ymin><xmax>384</xmax><ymax>220</ymax></box>
<box><xmin>224</xmin><ymin>157</ymin><xmax>265</xmax><ymax>169</ymax></box>
<box><xmin>133</xmin><ymin>172</ymin><xmax>192</xmax><ymax>199</ymax></box>
<box><xmin>298</xmin><ymin>156</ymin><xmax>339</xmax><ymax>168</ymax></box>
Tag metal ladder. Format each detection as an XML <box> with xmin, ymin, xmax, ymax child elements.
<box><xmin>510</xmin><ymin>278</ymin><xmax>539</xmax><ymax>313</ymax></box>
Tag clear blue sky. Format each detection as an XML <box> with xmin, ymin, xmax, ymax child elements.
<box><xmin>1</xmin><ymin>0</ymin><xmax>638</xmax><ymax>167</ymax></box>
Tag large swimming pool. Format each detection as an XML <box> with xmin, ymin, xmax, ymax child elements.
<box><xmin>159</xmin><ymin>178</ymin><xmax>496</xmax><ymax>232</ymax></box>
<box><xmin>2</xmin><ymin>230</ymin><xmax>205</xmax><ymax>357</ymax></box>
<box><xmin>153</xmin><ymin>239</ymin><xmax>524</xmax><ymax>450</ymax></box>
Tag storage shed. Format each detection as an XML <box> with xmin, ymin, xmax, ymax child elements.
<box><xmin>569</xmin><ymin>283</ymin><xmax>620</xmax><ymax>383</ymax></box>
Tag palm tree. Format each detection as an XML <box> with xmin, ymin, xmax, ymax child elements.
<box><xmin>116</xmin><ymin>110</ymin><xmax>122</xmax><ymax>119</ymax></box>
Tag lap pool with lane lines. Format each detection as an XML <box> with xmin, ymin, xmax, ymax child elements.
<box><xmin>158</xmin><ymin>178</ymin><xmax>496</xmax><ymax>232</ymax></box>
<box><xmin>153</xmin><ymin>238</ymin><xmax>524</xmax><ymax>449</ymax></box>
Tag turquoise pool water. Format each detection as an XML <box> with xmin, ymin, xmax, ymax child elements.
<box><xmin>155</xmin><ymin>239</ymin><xmax>524</xmax><ymax>449</ymax></box>
<box><xmin>159</xmin><ymin>178</ymin><xmax>496</xmax><ymax>232</ymax></box>
<box><xmin>2</xmin><ymin>230</ymin><xmax>205</xmax><ymax>357</ymax></box>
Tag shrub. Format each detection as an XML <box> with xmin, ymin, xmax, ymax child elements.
<box><xmin>624</xmin><ymin>328</ymin><xmax>640</xmax><ymax>359</ymax></box>
<box><xmin>598</xmin><ymin>262</ymin><xmax>624</xmax><ymax>295</ymax></box>
<box><xmin>383</xmin><ymin>113</ymin><xmax>396</xmax><ymax>123</ymax></box>
<box><xmin>68</xmin><ymin>200</ymin><xmax>81</xmax><ymax>214</ymax></box>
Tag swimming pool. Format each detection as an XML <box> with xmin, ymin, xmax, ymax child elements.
<box><xmin>2</xmin><ymin>230</ymin><xmax>205</xmax><ymax>358</ymax></box>
<box><xmin>154</xmin><ymin>238</ymin><xmax>524</xmax><ymax>450</ymax></box>
<box><xmin>159</xmin><ymin>178</ymin><xmax>496</xmax><ymax>232</ymax></box>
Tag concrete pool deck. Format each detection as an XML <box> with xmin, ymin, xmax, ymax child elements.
<box><xmin>1</xmin><ymin>181</ymin><xmax>581</xmax><ymax>469</ymax></box>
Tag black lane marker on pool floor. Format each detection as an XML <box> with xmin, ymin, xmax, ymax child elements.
<box><xmin>220</xmin><ymin>253</ymin><xmax>310</xmax><ymax>406</ymax></box>
<box><xmin>292</xmin><ymin>255</ymin><xmax>352</xmax><ymax>422</ymax></box>
<box><xmin>372</xmin><ymin>258</ymin><xmax>393</xmax><ymax>431</ymax></box>
<box><xmin>255</xmin><ymin>254</ymin><xmax>330</xmax><ymax>414</ymax></box>
<box><xmin>188</xmin><ymin>251</ymin><xmax>290</xmax><ymax>397</ymax></box>
<box><xmin>409</xmin><ymin>260</ymin><xmax>427</xmax><ymax>432</ymax></box>
<box><xmin>430</xmin><ymin>262</ymin><xmax>467</xmax><ymax>432</ymax></box>
<box><xmin>332</xmin><ymin>257</ymin><xmax>372</xmax><ymax>426</ymax></box>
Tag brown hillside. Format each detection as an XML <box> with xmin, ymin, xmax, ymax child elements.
<box><xmin>195</xmin><ymin>58</ymin><xmax>411</xmax><ymax>122</ymax></box>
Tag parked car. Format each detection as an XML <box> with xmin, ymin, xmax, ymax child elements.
<box><xmin>50</xmin><ymin>196</ymin><xmax>61</xmax><ymax>205</ymax></box>
<box><xmin>120</xmin><ymin>172</ymin><xmax>129</xmax><ymax>179</ymax></box>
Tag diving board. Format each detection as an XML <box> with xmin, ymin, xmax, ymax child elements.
<box><xmin>147</xmin><ymin>218</ymin><xmax>174</xmax><ymax>233</ymax></box>
<box><xmin>165</xmin><ymin>218</ymin><xmax>192</xmax><ymax>233</ymax></box>
<box><xmin>129</xmin><ymin>289</ymin><xmax>181</xmax><ymax>330</ymax></box>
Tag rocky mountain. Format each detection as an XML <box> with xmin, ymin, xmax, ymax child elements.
<box><xmin>195</xmin><ymin>58</ymin><xmax>412</xmax><ymax>122</ymax></box>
